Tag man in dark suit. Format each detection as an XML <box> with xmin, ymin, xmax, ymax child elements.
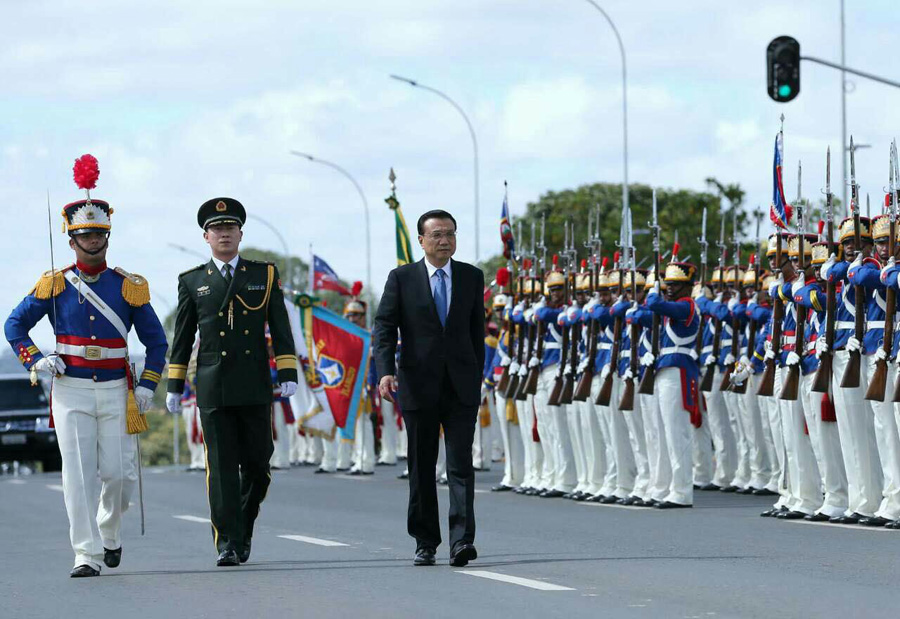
<box><xmin>165</xmin><ymin>197</ymin><xmax>298</xmax><ymax>567</ymax></box>
<box><xmin>374</xmin><ymin>209</ymin><xmax>485</xmax><ymax>567</ymax></box>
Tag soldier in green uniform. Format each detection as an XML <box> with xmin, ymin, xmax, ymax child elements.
<box><xmin>165</xmin><ymin>197</ymin><xmax>298</xmax><ymax>567</ymax></box>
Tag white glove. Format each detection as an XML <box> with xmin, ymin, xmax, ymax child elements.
<box><xmin>846</xmin><ymin>336</ymin><xmax>861</xmax><ymax>352</ymax></box>
<box><xmin>523</xmin><ymin>308</ymin><xmax>534</xmax><ymax>322</ymax></box>
<box><xmin>730</xmin><ymin>363</ymin><xmax>751</xmax><ymax>385</ymax></box>
<box><xmin>517</xmin><ymin>363</ymin><xmax>529</xmax><ymax>377</ymax></box>
<box><xmin>785</xmin><ymin>351</ymin><xmax>801</xmax><ymax>366</ymax></box>
<box><xmin>134</xmin><ymin>386</ymin><xmax>154</xmax><ymax>413</ymax></box>
<box><xmin>881</xmin><ymin>257</ymin><xmax>896</xmax><ymax>283</ymax></box>
<box><xmin>652</xmin><ymin>282</ymin><xmax>661</xmax><ymax>295</ymax></box>
<box><xmin>512</xmin><ymin>301</ymin><xmax>525</xmax><ymax>317</ymax></box>
<box><xmin>713</xmin><ymin>292</ymin><xmax>723</xmax><ymax>303</ymax></box>
<box><xmin>703</xmin><ymin>355</ymin><xmax>716</xmax><ymax>366</ymax></box>
<box><xmin>584</xmin><ymin>295</ymin><xmax>599</xmax><ymax>314</ymax></box>
<box><xmin>815</xmin><ymin>337</ymin><xmax>828</xmax><ymax>358</ymax></box>
<box><xmin>640</xmin><ymin>351</ymin><xmax>656</xmax><ymax>367</ymax></box>
<box><xmin>820</xmin><ymin>253</ymin><xmax>836</xmax><ymax>280</ymax></box>
<box><xmin>33</xmin><ymin>354</ymin><xmax>66</xmax><ymax>377</ymax></box>
<box><xmin>509</xmin><ymin>361</ymin><xmax>520</xmax><ymax>374</ymax></box>
<box><xmin>599</xmin><ymin>365</ymin><xmax>610</xmax><ymax>381</ymax></box>
<box><xmin>739</xmin><ymin>355</ymin><xmax>751</xmax><ymax>366</ymax></box>
<box><xmin>849</xmin><ymin>251</ymin><xmax>864</xmax><ymax>270</ymax></box>
<box><xmin>727</xmin><ymin>296</ymin><xmax>738</xmax><ymax>311</ymax></box>
<box><xmin>875</xmin><ymin>347</ymin><xmax>888</xmax><ymax>362</ymax></box>
<box><xmin>724</xmin><ymin>353</ymin><xmax>736</xmax><ymax>366</ymax></box>
<box><xmin>166</xmin><ymin>392</ymin><xmax>181</xmax><ymax>414</ymax></box>
<box><xmin>622</xmin><ymin>367</ymin><xmax>633</xmax><ymax>381</ymax></box>
<box><xmin>557</xmin><ymin>312</ymin><xmax>567</xmax><ymax>326</ymax></box>
<box><xmin>533</xmin><ymin>297</ymin><xmax>546</xmax><ymax>312</ymax></box>
<box><xmin>764</xmin><ymin>348</ymin><xmax>776</xmax><ymax>361</ymax></box>
<box><xmin>528</xmin><ymin>357</ymin><xmax>539</xmax><ymax>369</ymax></box>
<box><xmin>577</xmin><ymin>358</ymin><xmax>589</xmax><ymax>373</ymax></box>
<box><xmin>748</xmin><ymin>292</ymin><xmax>758</xmax><ymax>306</ymax></box>
<box><xmin>280</xmin><ymin>381</ymin><xmax>298</xmax><ymax>398</ymax></box>
<box><xmin>566</xmin><ymin>305</ymin><xmax>580</xmax><ymax>322</ymax></box>
<box><xmin>500</xmin><ymin>356</ymin><xmax>511</xmax><ymax>367</ymax></box>
<box><xmin>480</xmin><ymin>385</ymin><xmax>489</xmax><ymax>400</ymax></box>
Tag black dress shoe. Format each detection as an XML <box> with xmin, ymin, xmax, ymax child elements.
<box><xmin>736</xmin><ymin>487</ymin><xmax>755</xmax><ymax>495</ymax></box>
<box><xmin>362</xmin><ymin>471</ymin><xmax>374</xmax><ymax>475</ymax></box>
<box><xmin>617</xmin><ymin>496</ymin><xmax>638</xmax><ymax>506</ymax></box>
<box><xmin>752</xmin><ymin>488</ymin><xmax>778</xmax><ymax>496</ymax></box>
<box><xmin>886</xmin><ymin>520</ymin><xmax>900</xmax><ymax>529</ymax></box>
<box><xmin>70</xmin><ymin>564</ymin><xmax>100</xmax><ymax>578</ymax></box>
<box><xmin>584</xmin><ymin>494</ymin><xmax>603</xmax><ymax>502</ymax></box>
<box><xmin>437</xmin><ymin>478</ymin><xmax>449</xmax><ymax>486</ymax></box>
<box><xmin>239</xmin><ymin>540</ymin><xmax>251</xmax><ymax>564</ymax></box>
<box><xmin>599</xmin><ymin>495</ymin><xmax>619</xmax><ymax>504</ymax></box>
<box><xmin>804</xmin><ymin>512</ymin><xmax>832</xmax><ymax>522</ymax></box>
<box><xmin>719</xmin><ymin>485</ymin><xmax>739</xmax><ymax>493</ymax></box>
<box><xmin>572</xmin><ymin>492</ymin><xmax>587</xmax><ymax>502</ymax></box>
<box><xmin>103</xmin><ymin>546</ymin><xmax>122</xmax><ymax>568</ymax></box>
<box><xmin>562</xmin><ymin>492</ymin><xmax>574</xmax><ymax>499</ymax></box>
<box><xmin>858</xmin><ymin>516</ymin><xmax>892</xmax><ymax>527</ymax></box>
<box><xmin>376</xmin><ymin>461</ymin><xmax>397</xmax><ymax>466</ymax></box>
<box><xmin>491</xmin><ymin>484</ymin><xmax>514</xmax><ymax>492</ymax></box>
<box><xmin>414</xmin><ymin>547</ymin><xmax>436</xmax><ymax>566</ymax></box>
<box><xmin>449</xmin><ymin>543</ymin><xmax>478</xmax><ymax>567</ymax></box>
<box><xmin>397</xmin><ymin>472</ymin><xmax>409</xmax><ymax>480</ymax></box>
<box><xmin>656</xmin><ymin>501</ymin><xmax>692</xmax><ymax>509</ymax></box>
<box><xmin>830</xmin><ymin>513</ymin><xmax>864</xmax><ymax>525</ymax></box>
<box><xmin>513</xmin><ymin>486</ymin><xmax>529</xmax><ymax>494</ymax></box>
<box><xmin>700</xmin><ymin>483</ymin><xmax>722</xmax><ymax>491</ymax></box>
<box><xmin>315</xmin><ymin>468</ymin><xmax>332</xmax><ymax>474</ymax></box>
<box><xmin>525</xmin><ymin>488</ymin><xmax>540</xmax><ymax>496</ymax></box>
<box><xmin>776</xmin><ymin>510</ymin><xmax>807</xmax><ymax>520</ymax></box>
<box><xmin>347</xmin><ymin>469</ymin><xmax>363</xmax><ymax>476</ymax></box>
<box><xmin>693</xmin><ymin>484</ymin><xmax>701</xmax><ymax>489</ymax></box>
<box><xmin>216</xmin><ymin>548</ymin><xmax>240</xmax><ymax>567</ymax></box>
<box><xmin>541</xmin><ymin>489</ymin><xmax>565</xmax><ymax>498</ymax></box>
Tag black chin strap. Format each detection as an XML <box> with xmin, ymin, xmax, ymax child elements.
<box><xmin>72</xmin><ymin>234</ymin><xmax>109</xmax><ymax>256</ymax></box>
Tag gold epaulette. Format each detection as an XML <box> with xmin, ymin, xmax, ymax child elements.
<box><xmin>179</xmin><ymin>263</ymin><xmax>205</xmax><ymax>277</ymax></box>
<box><xmin>114</xmin><ymin>267</ymin><xmax>151</xmax><ymax>307</ymax></box>
<box><xmin>485</xmin><ymin>335</ymin><xmax>498</xmax><ymax>349</ymax></box>
<box><xmin>31</xmin><ymin>265</ymin><xmax>73</xmax><ymax>299</ymax></box>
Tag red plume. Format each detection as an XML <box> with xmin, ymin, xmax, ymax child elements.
<box><xmin>351</xmin><ymin>281</ymin><xmax>363</xmax><ymax>297</ymax></box>
<box><xmin>73</xmin><ymin>154</ymin><xmax>100</xmax><ymax>191</ymax></box>
<box><xmin>671</xmin><ymin>242</ymin><xmax>680</xmax><ymax>259</ymax></box>
<box><xmin>614</xmin><ymin>251</ymin><xmax>620</xmax><ymax>265</ymax></box>
<box><xmin>580</xmin><ymin>259</ymin><xmax>587</xmax><ymax>269</ymax></box>
<box><xmin>496</xmin><ymin>267</ymin><xmax>510</xmax><ymax>287</ymax></box>
<box><xmin>749</xmin><ymin>253</ymin><xmax>756</xmax><ymax>267</ymax></box>
<box><xmin>523</xmin><ymin>258</ymin><xmax>532</xmax><ymax>270</ymax></box>
<box><xmin>601</xmin><ymin>256</ymin><xmax>609</xmax><ymax>268</ymax></box>
<box><xmin>818</xmin><ymin>220</ymin><xmax>825</xmax><ymax>235</ymax></box>
<box><xmin>552</xmin><ymin>254</ymin><xmax>559</xmax><ymax>266</ymax></box>
<box><xmin>887</xmin><ymin>194</ymin><xmax>893</xmax><ymax>208</ymax></box>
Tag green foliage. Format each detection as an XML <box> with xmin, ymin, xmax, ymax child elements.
<box><xmin>139</xmin><ymin>411</ymin><xmax>189</xmax><ymax>466</ymax></box>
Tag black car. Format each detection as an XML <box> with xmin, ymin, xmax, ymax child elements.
<box><xmin>0</xmin><ymin>373</ymin><xmax>61</xmax><ymax>472</ymax></box>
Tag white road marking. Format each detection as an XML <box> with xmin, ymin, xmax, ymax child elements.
<box><xmin>6</xmin><ymin>479</ymin><xmax>26</xmax><ymax>485</ymax></box>
<box><xmin>786</xmin><ymin>519</ymin><xmax>894</xmax><ymax>532</ymax></box>
<box><xmin>578</xmin><ymin>502</ymin><xmax>658</xmax><ymax>511</ymax></box>
<box><xmin>439</xmin><ymin>486</ymin><xmax>488</xmax><ymax>494</ymax></box>
<box><xmin>46</xmin><ymin>484</ymin><xmax>64</xmax><ymax>492</ymax></box>
<box><xmin>457</xmin><ymin>570</ymin><xmax>575</xmax><ymax>591</ymax></box>
<box><xmin>334</xmin><ymin>474</ymin><xmax>373</xmax><ymax>481</ymax></box>
<box><xmin>278</xmin><ymin>534</ymin><xmax>350</xmax><ymax>547</ymax></box>
<box><xmin>173</xmin><ymin>515</ymin><xmax>211</xmax><ymax>524</ymax></box>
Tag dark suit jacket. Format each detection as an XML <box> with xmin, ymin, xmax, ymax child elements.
<box><xmin>373</xmin><ymin>258</ymin><xmax>485</xmax><ymax>410</ymax></box>
<box><xmin>166</xmin><ymin>257</ymin><xmax>298</xmax><ymax>408</ymax></box>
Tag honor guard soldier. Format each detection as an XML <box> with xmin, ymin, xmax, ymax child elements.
<box><xmin>5</xmin><ymin>155</ymin><xmax>168</xmax><ymax>577</ymax></box>
<box><xmin>165</xmin><ymin>197</ymin><xmax>298</xmax><ymax>567</ymax></box>
<box><xmin>344</xmin><ymin>286</ymin><xmax>377</xmax><ymax>476</ymax></box>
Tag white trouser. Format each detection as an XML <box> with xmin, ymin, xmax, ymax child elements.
<box><xmin>656</xmin><ymin>367</ymin><xmax>694</xmax><ymax>505</ymax></box>
<box><xmin>337</xmin><ymin>436</ymin><xmax>352</xmax><ymax>470</ymax></box>
<box><xmin>737</xmin><ymin>374</ymin><xmax>773</xmax><ymax>490</ymax></box>
<box><xmin>351</xmin><ymin>413</ymin><xmax>375</xmax><ymax>473</ymax></box>
<box><xmin>621</xmin><ymin>379</ymin><xmax>651</xmax><ymax>500</ymax></box>
<box><xmin>308</xmin><ymin>435</ymin><xmax>324</xmax><ymax>465</ymax></box>
<box><xmin>398</xmin><ymin>420</ymin><xmax>408</xmax><ymax>459</ymax></box>
<box><xmin>802</xmin><ymin>373</ymin><xmax>848</xmax><ymax>517</ymax></box>
<box><xmin>436</xmin><ymin>434</ymin><xmax>447</xmax><ymax>480</ymax></box>
<box><xmin>765</xmin><ymin>366</ymin><xmax>789</xmax><ymax>508</ymax></box>
<box><xmin>182</xmin><ymin>403</ymin><xmax>206</xmax><ymax>470</ymax></box>
<box><xmin>723</xmin><ymin>387</ymin><xmax>751</xmax><ymax>489</ymax></box>
<box><xmin>642</xmin><ymin>391</ymin><xmax>670</xmax><ymax>502</ymax></box>
<box><xmin>378</xmin><ymin>398</ymin><xmax>399</xmax><ymax>464</ymax></box>
<box><xmin>594</xmin><ymin>373</ymin><xmax>634</xmax><ymax>498</ymax></box>
<box><xmin>489</xmin><ymin>387</ymin><xmax>505</xmax><ymax>462</ymax></box>
<box><xmin>495</xmin><ymin>392</ymin><xmax>524</xmax><ymax>488</ymax></box>
<box><xmin>320</xmin><ymin>434</ymin><xmax>339</xmax><ymax>472</ymax></box>
<box><xmin>537</xmin><ymin>366</ymin><xmax>577</xmax><ymax>492</ymax></box>
<box><xmin>705</xmin><ymin>368</ymin><xmax>738</xmax><ymax>487</ymax></box>
<box><xmin>270</xmin><ymin>401</ymin><xmax>291</xmax><ymax>469</ymax></box>
<box><xmin>566</xmin><ymin>394</ymin><xmax>588</xmax><ymax>493</ymax></box>
<box><xmin>289</xmin><ymin>420</ymin><xmax>304</xmax><ymax>464</ymax></box>
<box><xmin>516</xmin><ymin>394</ymin><xmax>543</xmax><ymax>489</ymax></box>
<box><xmin>577</xmin><ymin>395</ymin><xmax>605</xmax><ymax>495</ymax></box>
<box><xmin>472</xmin><ymin>396</ymin><xmax>492</xmax><ymax>470</ymax></box>
<box><xmin>593</xmin><ymin>375</ymin><xmax>619</xmax><ymax>497</ymax></box>
<box><xmin>866</xmin><ymin>357</ymin><xmax>900</xmax><ymax>521</ymax></box>
<box><xmin>778</xmin><ymin>371</ymin><xmax>822</xmax><ymax>515</ymax></box>
<box><xmin>692</xmin><ymin>401</ymin><xmax>714</xmax><ymax>486</ymax></box>
<box><xmin>832</xmin><ymin>350</ymin><xmax>883</xmax><ymax>517</ymax></box>
<box><xmin>53</xmin><ymin>377</ymin><xmax>135</xmax><ymax>571</ymax></box>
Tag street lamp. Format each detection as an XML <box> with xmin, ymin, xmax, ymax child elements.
<box><xmin>582</xmin><ymin>1</ymin><xmax>629</xmax><ymax>216</ymax></box>
<box><xmin>389</xmin><ymin>74</ymin><xmax>481</xmax><ymax>260</ymax></box>
<box><xmin>289</xmin><ymin>150</ymin><xmax>372</xmax><ymax>306</ymax></box>
<box><xmin>246</xmin><ymin>213</ymin><xmax>294</xmax><ymax>288</ymax></box>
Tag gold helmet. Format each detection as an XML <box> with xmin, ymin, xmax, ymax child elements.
<box><xmin>492</xmin><ymin>293</ymin><xmax>508</xmax><ymax>309</ymax></box>
<box><xmin>838</xmin><ymin>216</ymin><xmax>873</xmax><ymax>243</ymax></box>
<box><xmin>623</xmin><ymin>269</ymin><xmax>646</xmax><ymax>288</ymax></box>
<box><xmin>575</xmin><ymin>272</ymin><xmax>591</xmax><ymax>292</ymax></box>
<box><xmin>343</xmin><ymin>282</ymin><xmax>367</xmax><ymax>317</ymax></box>
<box><xmin>545</xmin><ymin>271</ymin><xmax>565</xmax><ymax>289</ymax></box>
<box><xmin>766</xmin><ymin>233</ymin><xmax>779</xmax><ymax>257</ymax></box>
<box><xmin>723</xmin><ymin>265</ymin><xmax>745</xmax><ymax>285</ymax></box>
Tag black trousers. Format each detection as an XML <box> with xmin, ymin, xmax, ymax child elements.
<box><xmin>199</xmin><ymin>405</ymin><xmax>274</xmax><ymax>554</ymax></box>
<box><xmin>401</xmin><ymin>373</ymin><xmax>477</xmax><ymax>552</ymax></box>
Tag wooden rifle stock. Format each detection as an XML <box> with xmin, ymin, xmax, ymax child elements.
<box><xmin>505</xmin><ymin>320</ymin><xmax>525</xmax><ymax>399</ymax></box>
<box><xmin>758</xmin><ymin>234</ymin><xmax>784</xmax><ymax>397</ymax></box>
<box><xmin>523</xmin><ymin>321</ymin><xmax>544</xmax><ymax>396</ymax></box>
<box><xmin>573</xmin><ymin>318</ymin><xmax>597</xmax><ymax>401</ymax></box>
<box><xmin>840</xmin><ymin>281</ymin><xmax>865</xmax><ymax>388</ymax></box>
<box><xmin>638</xmin><ymin>313</ymin><xmax>660</xmax><ymax>395</ymax></box>
<box><xmin>560</xmin><ymin>320</ymin><xmax>579</xmax><ymax>404</ymax></box>
<box><xmin>514</xmin><ymin>319</ymin><xmax>535</xmax><ymax>401</ymax></box>
<box><xmin>812</xmin><ymin>276</ymin><xmax>837</xmax><ymax>393</ymax></box>
<box><xmin>870</xmin><ymin>215</ymin><xmax>897</xmax><ymax>400</ymax></box>
<box><xmin>619</xmin><ymin>321</ymin><xmax>640</xmax><ymax>411</ymax></box>
<box><xmin>547</xmin><ymin>313</ymin><xmax>568</xmax><ymax>406</ymax></box>
<box><xmin>596</xmin><ymin>316</ymin><xmax>622</xmax><ymax>406</ymax></box>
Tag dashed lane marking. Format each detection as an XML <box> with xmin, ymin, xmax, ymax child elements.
<box><xmin>438</xmin><ymin>486</ymin><xmax>489</xmax><ymax>494</ymax></box>
<box><xmin>278</xmin><ymin>534</ymin><xmax>350</xmax><ymax>547</ymax></box>
<box><xmin>6</xmin><ymin>479</ymin><xmax>26</xmax><ymax>485</ymax></box>
<box><xmin>457</xmin><ymin>570</ymin><xmax>575</xmax><ymax>591</ymax></box>
<box><xmin>46</xmin><ymin>484</ymin><xmax>64</xmax><ymax>492</ymax></box>
<box><xmin>578</xmin><ymin>502</ymin><xmax>661</xmax><ymax>511</ymax></box>
<box><xmin>334</xmin><ymin>474</ymin><xmax>373</xmax><ymax>481</ymax></box>
<box><xmin>785</xmin><ymin>519</ymin><xmax>895</xmax><ymax>532</ymax></box>
<box><xmin>173</xmin><ymin>515</ymin><xmax>211</xmax><ymax>524</ymax></box>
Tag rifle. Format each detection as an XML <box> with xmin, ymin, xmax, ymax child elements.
<box><xmin>694</xmin><ymin>207</ymin><xmax>709</xmax><ymax>364</ymax></box>
<box><xmin>720</xmin><ymin>205</ymin><xmax>742</xmax><ymax>390</ymax></box>
<box><xmin>782</xmin><ymin>165</ymin><xmax>806</xmax><ymax>401</ymax></box>
<box><xmin>513</xmin><ymin>220</ymin><xmax>537</xmax><ymax>401</ymax></box>
<box><xmin>812</xmin><ymin>148</ymin><xmax>837</xmax><ymax>393</ymax></box>
<box><xmin>841</xmin><ymin>137</ymin><xmax>865</xmax><ymax>388</ymax></box>
<box><xmin>497</xmin><ymin>219</ymin><xmax>522</xmax><ymax>394</ymax></box>
<box><xmin>876</xmin><ymin>144</ymin><xmax>898</xmax><ymax>400</ymax></box>
<box><xmin>597</xmin><ymin>214</ymin><xmax>628</xmax><ymax>406</ymax></box>
<box><xmin>560</xmin><ymin>222</ymin><xmax>582</xmax><ymax>405</ymax></box>
<box><xmin>701</xmin><ymin>214</ymin><xmax>727</xmax><ymax>392</ymax></box>
<box><xmin>548</xmin><ymin>228</ymin><xmax>571</xmax><ymax>406</ymax></box>
<box><xmin>574</xmin><ymin>214</ymin><xmax>603</xmax><ymax>401</ymax></box>
<box><xmin>522</xmin><ymin>215</ymin><xmax>547</xmax><ymax>396</ymax></box>
<box><xmin>733</xmin><ymin>208</ymin><xmax>763</xmax><ymax>395</ymax></box>
<box><xmin>639</xmin><ymin>189</ymin><xmax>662</xmax><ymax>395</ymax></box>
<box><xmin>758</xmin><ymin>227</ymin><xmax>785</xmax><ymax>396</ymax></box>
<box><xmin>619</xmin><ymin>205</ymin><xmax>640</xmax><ymax>411</ymax></box>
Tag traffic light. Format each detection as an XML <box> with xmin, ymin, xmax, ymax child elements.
<box><xmin>767</xmin><ymin>36</ymin><xmax>801</xmax><ymax>102</ymax></box>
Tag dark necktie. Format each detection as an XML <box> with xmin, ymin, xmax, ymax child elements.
<box><xmin>223</xmin><ymin>263</ymin><xmax>233</xmax><ymax>285</ymax></box>
<box><xmin>434</xmin><ymin>268</ymin><xmax>448</xmax><ymax>327</ymax></box>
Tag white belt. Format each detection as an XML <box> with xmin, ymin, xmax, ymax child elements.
<box><xmin>56</xmin><ymin>343</ymin><xmax>127</xmax><ymax>360</ymax></box>
<box><xmin>835</xmin><ymin>321</ymin><xmax>856</xmax><ymax>330</ymax></box>
<box><xmin>659</xmin><ymin>346</ymin><xmax>699</xmax><ymax>360</ymax></box>
<box><xmin>865</xmin><ymin>321</ymin><xmax>885</xmax><ymax>330</ymax></box>
<box><xmin>543</xmin><ymin>343</ymin><xmax>561</xmax><ymax>350</ymax></box>
<box><xmin>598</xmin><ymin>343</ymin><xmax>612</xmax><ymax>351</ymax></box>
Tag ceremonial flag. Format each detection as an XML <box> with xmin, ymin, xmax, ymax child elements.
<box><xmin>312</xmin><ymin>255</ymin><xmax>352</xmax><ymax>296</ymax></box>
<box><xmin>770</xmin><ymin>132</ymin><xmax>793</xmax><ymax>229</ymax></box>
<box><xmin>394</xmin><ymin>206</ymin><xmax>414</xmax><ymax>266</ymax></box>
<box><xmin>500</xmin><ymin>189</ymin><xmax>515</xmax><ymax>259</ymax></box>
<box><xmin>295</xmin><ymin>295</ymin><xmax>370</xmax><ymax>440</ymax></box>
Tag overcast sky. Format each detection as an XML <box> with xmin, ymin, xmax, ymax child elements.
<box><xmin>3</xmin><ymin>0</ymin><xmax>899</xmax><ymax>350</ymax></box>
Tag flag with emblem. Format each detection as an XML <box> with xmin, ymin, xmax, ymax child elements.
<box><xmin>295</xmin><ymin>295</ymin><xmax>370</xmax><ymax>440</ymax></box>
<box><xmin>500</xmin><ymin>186</ymin><xmax>515</xmax><ymax>259</ymax></box>
<box><xmin>385</xmin><ymin>168</ymin><xmax>415</xmax><ymax>266</ymax></box>
<box><xmin>770</xmin><ymin>131</ymin><xmax>793</xmax><ymax>229</ymax></box>
<box><xmin>313</xmin><ymin>255</ymin><xmax>352</xmax><ymax>296</ymax></box>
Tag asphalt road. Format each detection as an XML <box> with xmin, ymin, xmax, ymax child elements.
<box><xmin>2</xmin><ymin>464</ymin><xmax>898</xmax><ymax>619</ymax></box>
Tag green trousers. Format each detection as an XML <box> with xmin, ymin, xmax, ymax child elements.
<box><xmin>200</xmin><ymin>405</ymin><xmax>273</xmax><ymax>553</ymax></box>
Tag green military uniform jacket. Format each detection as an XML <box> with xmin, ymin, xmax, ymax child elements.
<box><xmin>167</xmin><ymin>257</ymin><xmax>298</xmax><ymax>407</ymax></box>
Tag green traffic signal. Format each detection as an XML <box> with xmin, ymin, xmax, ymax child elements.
<box><xmin>778</xmin><ymin>84</ymin><xmax>792</xmax><ymax>98</ymax></box>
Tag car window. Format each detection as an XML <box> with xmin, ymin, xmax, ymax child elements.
<box><xmin>0</xmin><ymin>380</ymin><xmax>48</xmax><ymax>410</ymax></box>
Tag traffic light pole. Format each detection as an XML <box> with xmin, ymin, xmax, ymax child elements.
<box><xmin>799</xmin><ymin>56</ymin><xmax>900</xmax><ymax>91</ymax></box>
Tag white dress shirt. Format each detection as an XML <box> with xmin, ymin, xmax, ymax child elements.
<box><xmin>211</xmin><ymin>254</ymin><xmax>240</xmax><ymax>279</ymax></box>
<box><xmin>424</xmin><ymin>258</ymin><xmax>452</xmax><ymax>310</ymax></box>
